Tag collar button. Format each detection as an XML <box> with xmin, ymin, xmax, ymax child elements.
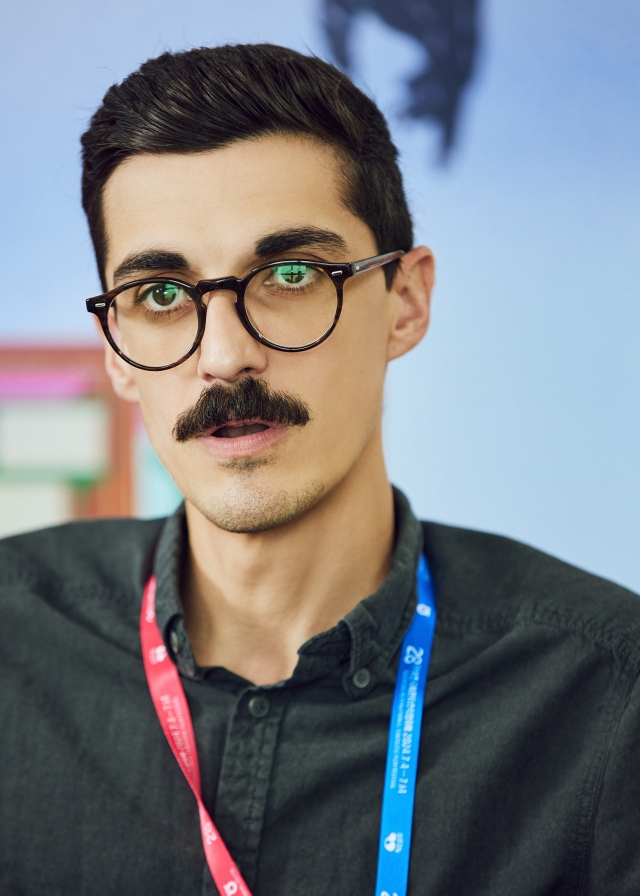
<box><xmin>352</xmin><ymin>668</ymin><xmax>371</xmax><ymax>689</ymax></box>
<box><xmin>248</xmin><ymin>694</ymin><xmax>270</xmax><ymax>719</ymax></box>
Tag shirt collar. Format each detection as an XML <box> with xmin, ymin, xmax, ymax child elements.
<box><xmin>153</xmin><ymin>487</ymin><xmax>423</xmax><ymax>697</ymax></box>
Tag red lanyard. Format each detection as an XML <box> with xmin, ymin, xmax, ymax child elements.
<box><xmin>140</xmin><ymin>576</ymin><xmax>252</xmax><ymax>896</ymax></box>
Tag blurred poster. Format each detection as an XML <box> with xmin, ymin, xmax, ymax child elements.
<box><xmin>0</xmin><ymin>346</ymin><xmax>181</xmax><ymax>538</ymax></box>
<box><xmin>323</xmin><ymin>0</ymin><xmax>479</xmax><ymax>154</ymax></box>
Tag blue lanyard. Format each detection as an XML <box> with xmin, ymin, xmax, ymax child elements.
<box><xmin>375</xmin><ymin>554</ymin><xmax>437</xmax><ymax>896</ymax></box>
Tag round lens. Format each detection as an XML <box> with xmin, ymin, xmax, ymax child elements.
<box><xmin>107</xmin><ymin>281</ymin><xmax>199</xmax><ymax>368</ymax></box>
<box><xmin>244</xmin><ymin>263</ymin><xmax>338</xmax><ymax>348</ymax></box>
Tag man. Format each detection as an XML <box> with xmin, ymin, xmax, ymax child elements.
<box><xmin>1</xmin><ymin>43</ymin><xmax>639</xmax><ymax>896</ymax></box>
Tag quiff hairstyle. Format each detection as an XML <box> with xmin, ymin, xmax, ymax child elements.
<box><xmin>81</xmin><ymin>43</ymin><xmax>413</xmax><ymax>290</ymax></box>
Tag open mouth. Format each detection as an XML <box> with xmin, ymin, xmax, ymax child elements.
<box><xmin>195</xmin><ymin>417</ymin><xmax>290</xmax><ymax>458</ymax></box>
<box><xmin>210</xmin><ymin>421</ymin><xmax>271</xmax><ymax>439</ymax></box>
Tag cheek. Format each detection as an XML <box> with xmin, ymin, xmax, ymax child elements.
<box><xmin>134</xmin><ymin>375</ymin><xmax>186</xmax><ymax>452</ymax></box>
<box><xmin>341</xmin><ymin>277</ymin><xmax>394</xmax><ymax>354</ymax></box>
<box><xmin>288</xmin><ymin>305</ymin><xmax>389</xmax><ymax>440</ymax></box>
<box><xmin>334</xmin><ymin>286</ymin><xmax>391</xmax><ymax>389</ymax></box>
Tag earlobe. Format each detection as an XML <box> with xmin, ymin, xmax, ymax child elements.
<box><xmin>387</xmin><ymin>246</ymin><xmax>435</xmax><ymax>362</ymax></box>
<box><xmin>103</xmin><ymin>338</ymin><xmax>141</xmax><ymax>403</ymax></box>
<box><xmin>92</xmin><ymin>316</ymin><xmax>140</xmax><ymax>402</ymax></box>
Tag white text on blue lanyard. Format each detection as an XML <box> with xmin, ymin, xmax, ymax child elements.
<box><xmin>375</xmin><ymin>554</ymin><xmax>437</xmax><ymax>896</ymax></box>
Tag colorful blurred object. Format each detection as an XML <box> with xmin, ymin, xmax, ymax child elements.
<box><xmin>0</xmin><ymin>344</ymin><xmax>182</xmax><ymax>538</ymax></box>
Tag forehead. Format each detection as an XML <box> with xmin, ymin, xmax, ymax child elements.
<box><xmin>101</xmin><ymin>136</ymin><xmax>374</xmax><ymax>276</ymax></box>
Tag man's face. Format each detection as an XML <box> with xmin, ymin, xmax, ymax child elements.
<box><xmin>102</xmin><ymin>136</ymin><xmax>430</xmax><ymax>532</ymax></box>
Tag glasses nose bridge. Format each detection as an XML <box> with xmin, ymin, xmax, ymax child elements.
<box><xmin>194</xmin><ymin>276</ymin><xmax>250</xmax><ymax>347</ymax></box>
<box><xmin>195</xmin><ymin>276</ymin><xmax>241</xmax><ymax>299</ymax></box>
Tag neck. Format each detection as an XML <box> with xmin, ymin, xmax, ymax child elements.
<box><xmin>181</xmin><ymin>441</ymin><xmax>394</xmax><ymax>685</ymax></box>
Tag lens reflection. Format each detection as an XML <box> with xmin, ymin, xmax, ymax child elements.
<box><xmin>244</xmin><ymin>264</ymin><xmax>337</xmax><ymax>348</ymax></box>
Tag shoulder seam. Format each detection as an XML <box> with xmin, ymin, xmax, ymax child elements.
<box><xmin>436</xmin><ymin>604</ymin><xmax>640</xmax><ymax>677</ymax></box>
<box><xmin>0</xmin><ymin>575</ymin><xmax>140</xmax><ymax>606</ymax></box>
<box><xmin>570</xmin><ymin>669</ymin><xmax>638</xmax><ymax>895</ymax></box>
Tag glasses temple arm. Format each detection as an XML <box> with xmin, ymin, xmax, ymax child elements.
<box><xmin>349</xmin><ymin>250</ymin><xmax>405</xmax><ymax>277</ymax></box>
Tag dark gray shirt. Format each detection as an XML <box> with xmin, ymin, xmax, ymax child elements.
<box><xmin>1</xmin><ymin>489</ymin><xmax>640</xmax><ymax>895</ymax></box>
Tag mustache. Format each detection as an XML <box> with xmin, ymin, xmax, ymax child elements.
<box><xmin>173</xmin><ymin>377</ymin><xmax>311</xmax><ymax>442</ymax></box>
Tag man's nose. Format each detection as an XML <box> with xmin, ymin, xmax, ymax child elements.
<box><xmin>196</xmin><ymin>289</ymin><xmax>268</xmax><ymax>384</ymax></box>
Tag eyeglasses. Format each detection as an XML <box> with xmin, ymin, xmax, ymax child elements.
<box><xmin>85</xmin><ymin>250</ymin><xmax>404</xmax><ymax>371</ymax></box>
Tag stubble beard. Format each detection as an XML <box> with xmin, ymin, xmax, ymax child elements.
<box><xmin>187</xmin><ymin>458</ymin><xmax>326</xmax><ymax>534</ymax></box>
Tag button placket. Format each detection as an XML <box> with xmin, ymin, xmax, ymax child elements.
<box><xmin>213</xmin><ymin>689</ymin><xmax>287</xmax><ymax>889</ymax></box>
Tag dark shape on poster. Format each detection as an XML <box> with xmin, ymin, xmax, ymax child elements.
<box><xmin>323</xmin><ymin>0</ymin><xmax>480</xmax><ymax>156</ymax></box>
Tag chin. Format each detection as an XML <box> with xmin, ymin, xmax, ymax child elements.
<box><xmin>191</xmin><ymin>480</ymin><xmax>326</xmax><ymax>534</ymax></box>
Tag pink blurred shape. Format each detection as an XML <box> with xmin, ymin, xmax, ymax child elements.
<box><xmin>0</xmin><ymin>371</ymin><xmax>90</xmax><ymax>399</ymax></box>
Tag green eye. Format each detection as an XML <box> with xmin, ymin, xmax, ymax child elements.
<box><xmin>272</xmin><ymin>264</ymin><xmax>309</xmax><ymax>285</ymax></box>
<box><xmin>141</xmin><ymin>283</ymin><xmax>185</xmax><ymax>308</ymax></box>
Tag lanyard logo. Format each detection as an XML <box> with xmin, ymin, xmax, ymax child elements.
<box><xmin>383</xmin><ymin>832</ymin><xmax>404</xmax><ymax>853</ymax></box>
<box><xmin>202</xmin><ymin>820</ymin><xmax>218</xmax><ymax>845</ymax></box>
<box><xmin>403</xmin><ymin>645</ymin><xmax>424</xmax><ymax>665</ymax></box>
<box><xmin>148</xmin><ymin>645</ymin><xmax>167</xmax><ymax>665</ymax></box>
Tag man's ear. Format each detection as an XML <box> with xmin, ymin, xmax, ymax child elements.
<box><xmin>93</xmin><ymin>318</ymin><xmax>141</xmax><ymax>403</ymax></box>
<box><xmin>386</xmin><ymin>246</ymin><xmax>435</xmax><ymax>362</ymax></box>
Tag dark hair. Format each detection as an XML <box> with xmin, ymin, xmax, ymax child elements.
<box><xmin>81</xmin><ymin>43</ymin><xmax>413</xmax><ymax>290</ymax></box>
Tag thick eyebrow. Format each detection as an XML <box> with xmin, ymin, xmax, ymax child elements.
<box><xmin>111</xmin><ymin>228</ymin><xmax>348</xmax><ymax>286</ymax></box>
<box><xmin>254</xmin><ymin>227</ymin><xmax>348</xmax><ymax>259</ymax></box>
<box><xmin>112</xmin><ymin>250</ymin><xmax>189</xmax><ymax>284</ymax></box>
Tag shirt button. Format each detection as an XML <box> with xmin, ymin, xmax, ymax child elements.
<box><xmin>169</xmin><ymin>631</ymin><xmax>179</xmax><ymax>654</ymax></box>
<box><xmin>352</xmin><ymin>668</ymin><xmax>371</xmax><ymax>689</ymax></box>
<box><xmin>247</xmin><ymin>695</ymin><xmax>270</xmax><ymax>719</ymax></box>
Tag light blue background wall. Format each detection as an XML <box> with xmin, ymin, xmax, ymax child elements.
<box><xmin>1</xmin><ymin>1</ymin><xmax>639</xmax><ymax>589</ymax></box>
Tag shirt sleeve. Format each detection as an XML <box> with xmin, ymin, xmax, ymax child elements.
<box><xmin>587</xmin><ymin>672</ymin><xmax>640</xmax><ymax>894</ymax></box>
